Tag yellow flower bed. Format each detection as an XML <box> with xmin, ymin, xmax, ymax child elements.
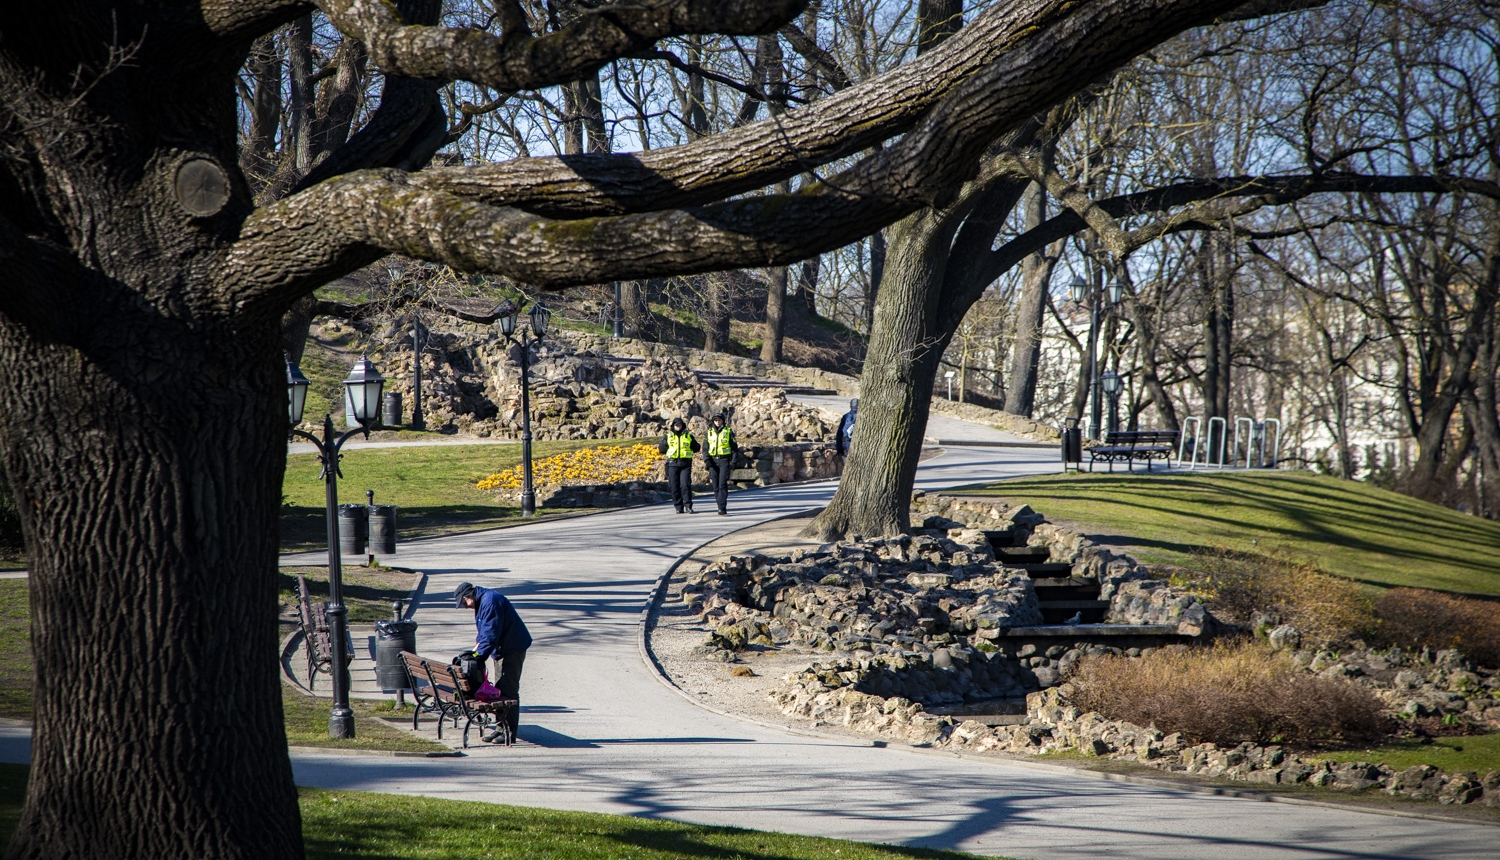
<box><xmin>476</xmin><ymin>443</ymin><xmax>661</xmax><ymax>491</ymax></box>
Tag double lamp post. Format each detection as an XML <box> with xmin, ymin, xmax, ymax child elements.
<box><xmin>285</xmin><ymin>353</ymin><xmax>386</xmax><ymax>739</ymax></box>
<box><xmin>281</xmin><ymin>299</ymin><xmax>548</xmax><ymax>737</ymax></box>
<box><xmin>1069</xmin><ymin>276</ymin><xmax>1125</xmax><ymax>440</ymax></box>
<box><xmin>496</xmin><ymin>300</ymin><xmax>551</xmax><ymax>517</ymax></box>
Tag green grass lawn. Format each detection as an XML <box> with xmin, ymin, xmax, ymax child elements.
<box><xmin>961</xmin><ymin>471</ymin><xmax>1500</xmax><ymax>596</ymax></box>
<box><xmin>280</xmin><ymin>565</ymin><xmax>421</xmax><ymax>624</ymax></box>
<box><xmin>0</xmin><ymin>582</ymin><xmax>29</xmax><ymax>720</ymax></box>
<box><xmin>1316</xmin><ymin>733</ymin><xmax>1500</xmax><ymax>774</ymax></box>
<box><xmin>281</xmin><ymin>688</ymin><xmax>446</xmax><ymax>754</ymax></box>
<box><xmin>281</xmin><ymin>439</ymin><xmax>636</xmax><ymax>551</ymax></box>
<box><xmin>0</xmin><ymin>762</ymin><xmax>997</xmax><ymax>859</ymax></box>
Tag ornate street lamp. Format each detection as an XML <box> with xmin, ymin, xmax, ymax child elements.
<box><xmin>499</xmin><ymin>301</ymin><xmax>549</xmax><ymax>516</ymax></box>
<box><xmin>287</xmin><ymin>353</ymin><xmax>386</xmax><ymax>739</ymax></box>
<box><xmin>1101</xmin><ymin>369</ymin><xmax>1123</xmax><ymax>438</ymax></box>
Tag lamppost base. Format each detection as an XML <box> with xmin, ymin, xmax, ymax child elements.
<box><xmin>520</xmin><ymin>492</ymin><xmax>535</xmax><ymax>518</ymax></box>
<box><xmin>329</xmin><ymin>709</ymin><xmax>355</xmax><ymax>740</ymax></box>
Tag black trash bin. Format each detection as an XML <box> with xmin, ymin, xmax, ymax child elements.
<box><xmin>368</xmin><ymin>504</ymin><xmax>397</xmax><ymax>555</ymax></box>
<box><xmin>1060</xmin><ymin>424</ymin><xmax>1082</xmax><ymax>470</ymax></box>
<box><xmin>338</xmin><ymin>504</ymin><xmax>368</xmax><ymax>556</ymax></box>
<box><xmin>382</xmin><ymin>392</ymin><xmax>403</xmax><ymax>429</ymax></box>
<box><xmin>374</xmin><ymin>618</ymin><xmax>418</xmax><ymax>691</ymax></box>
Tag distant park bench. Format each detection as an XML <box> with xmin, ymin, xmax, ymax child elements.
<box><xmin>296</xmin><ymin>574</ymin><xmax>353</xmax><ymax>691</ymax></box>
<box><xmin>400</xmin><ymin>651</ymin><xmax>518</xmax><ymax>748</ymax></box>
<box><xmin>1087</xmin><ymin>430</ymin><xmax>1180</xmax><ymax>473</ymax></box>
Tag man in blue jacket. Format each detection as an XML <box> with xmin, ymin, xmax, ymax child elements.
<box><xmin>455</xmin><ymin>581</ymin><xmax>532</xmax><ymax>742</ymax></box>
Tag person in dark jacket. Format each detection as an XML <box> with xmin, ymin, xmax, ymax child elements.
<box><xmin>703</xmin><ymin>412</ymin><xmax>738</xmax><ymax>516</ymax></box>
<box><xmin>658</xmin><ymin>416</ymin><xmax>700</xmax><ymax>513</ymax></box>
<box><xmin>835</xmin><ymin>398</ymin><xmax>859</xmax><ymax>457</ymax></box>
<box><xmin>455</xmin><ymin>581</ymin><xmax>532</xmax><ymax>742</ymax></box>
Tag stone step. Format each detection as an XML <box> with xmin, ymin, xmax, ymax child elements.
<box><xmin>983</xmin><ymin>528</ymin><xmax>1024</xmax><ymax>549</ymax></box>
<box><xmin>1037</xmin><ymin>600</ymin><xmax>1111</xmax><ymax>610</ymax></box>
<box><xmin>1031</xmin><ymin>576</ymin><xmax>1098</xmax><ymax>589</ymax></box>
<box><xmin>995</xmin><ymin>547</ymin><xmax>1050</xmax><ymax>563</ymax></box>
<box><xmin>1001</xmin><ymin>624</ymin><xmax>1181</xmax><ymax>637</ymax></box>
<box><xmin>1018</xmin><ymin>562</ymin><xmax>1074</xmax><ymax>577</ymax></box>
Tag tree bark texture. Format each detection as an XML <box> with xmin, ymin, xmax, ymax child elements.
<box><xmin>805</xmin><ymin>210</ymin><xmax>952</xmax><ymax>540</ymax></box>
<box><xmin>1004</xmin><ymin>182</ymin><xmax>1054</xmax><ymax>417</ymax></box>
<box><xmin>0</xmin><ymin>0</ymin><xmax>1285</xmax><ymax>853</ymax></box>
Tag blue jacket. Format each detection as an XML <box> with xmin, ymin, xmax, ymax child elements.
<box><xmin>472</xmin><ymin>586</ymin><xmax>532</xmax><ymax>659</ymax></box>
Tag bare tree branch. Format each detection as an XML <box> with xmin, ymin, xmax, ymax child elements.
<box><xmin>316</xmin><ymin>0</ymin><xmax>807</xmax><ymax>89</ymax></box>
<box><xmin>199</xmin><ymin>0</ymin><xmax>311</xmax><ymax>41</ymax></box>
<box><xmin>227</xmin><ymin>0</ymin><xmax>1260</xmax><ymax>315</ymax></box>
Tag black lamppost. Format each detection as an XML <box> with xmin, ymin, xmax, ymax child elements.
<box><xmin>1101</xmin><ymin>369</ymin><xmax>1123</xmax><ymax>437</ymax></box>
<box><xmin>286</xmin><ymin>353</ymin><xmax>386</xmax><ymax>739</ymax></box>
<box><xmin>499</xmin><ymin>301</ymin><xmax>551</xmax><ymax>517</ymax></box>
<box><xmin>1069</xmin><ymin>276</ymin><xmax>1124</xmax><ymax>440</ymax></box>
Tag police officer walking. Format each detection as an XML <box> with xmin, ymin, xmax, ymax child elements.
<box><xmin>704</xmin><ymin>412</ymin><xmax>738</xmax><ymax>516</ymax></box>
<box><xmin>659</xmin><ymin>416</ymin><xmax>699</xmax><ymax>513</ymax></box>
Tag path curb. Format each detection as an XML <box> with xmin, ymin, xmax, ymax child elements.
<box><xmin>633</xmin><ymin>508</ymin><xmax>1500</xmax><ymax>830</ymax></box>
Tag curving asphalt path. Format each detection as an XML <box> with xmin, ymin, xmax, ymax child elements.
<box><xmin>1</xmin><ymin>420</ymin><xmax>1494</xmax><ymax>859</ymax></box>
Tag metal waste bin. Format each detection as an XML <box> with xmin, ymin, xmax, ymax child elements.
<box><xmin>1062</xmin><ymin>423</ymin><xmax>1086</xmax><ymax>468</ymax></box>
<box><xmin>338</xmin><ymin>503</ymin><xmax>367</xmax><ymax>556</ymax></box>
<box><xmin>374</xmin><ymin>618</ymin><xmax>418</xmax><ymax>691</ymax></box>
<box><xmin>382</xmin><ymin>392</ymin><xmax>402</xmax><ymax>429</ymax></box>
<box><xmin>368</xmin><ymin>504</ymin><xmax>398</xmax><ymax>555</ymax></box>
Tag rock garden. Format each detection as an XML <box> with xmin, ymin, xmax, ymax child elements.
<box><xmin>649</xmin><ymin>493</ymin><xmax>1500</xmax><ymax>811</ymax></box>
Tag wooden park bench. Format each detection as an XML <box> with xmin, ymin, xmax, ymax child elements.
<box><xmin>296</xmin><ymin>575</ymin><xmax>353</xmax><ymax>692</ymax></box>
<box><xmin>1087</xmin><ymin>429</ymin><xmax>1180</xmax><ymax>473</ymax></box>
<box><xmin>400</xmin><ymin>651</ymin><xmax>519</xmax><ymax>748</ymax></box>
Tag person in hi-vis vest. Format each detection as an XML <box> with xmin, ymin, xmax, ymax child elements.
<box><xmin>704</xmin><ymin>412</ymin><xmax>739</xmax><ymax>516</ymax></box>
<box><xmin>658</xmin><ymin>416</ymin><xmax>700</xmax><ymax>513</ymax></box>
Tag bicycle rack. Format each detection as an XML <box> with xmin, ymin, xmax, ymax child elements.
<box><xmin>1232</xmin><ymin>417</ymin><xmax>1255</xmax><ymax>468</ymax></box>
<box><xmin>1263</xmin><ymin>418</ymin><xmax>1281</xmax><ymax>468</ymax></box>
<box><xmin>1179</xmin><ymin>417</ymin><xmax>1202</xmax><ymax>468</ymax></box>
<box><xmin>1205</xmin><ymin>416</ymin><xmax>1228</xmax><ymax>467</ymax></box>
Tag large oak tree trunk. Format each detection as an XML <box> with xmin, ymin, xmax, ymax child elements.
<box><xmin>0</xmin><ymin>312</ymin><xmax>301</xmax><ymax>859</ymax></box>
<box><xmin>806</xmin><ymin>212</ymin><xmax>950</xmax><ymax>540</ymax></box>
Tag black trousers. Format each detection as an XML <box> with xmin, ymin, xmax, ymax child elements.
<box><xmin>666</xmin><ymin>459</ymin><xmax>693</xmax><ymax>510</ymax></box>
<box><xmin>706</xmin><ymin>455</ymin><xmax>732</xmax><ymax>513</ymax></box>
<box><xmin>491</xmin><ymin>648</ymin><xmax>525</xmax><ymax>737</ymax></box>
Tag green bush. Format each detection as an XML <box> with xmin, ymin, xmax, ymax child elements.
<box><xmin>1372</xmin><ymin>588</ymin><xmax>1500</xmax><ymax>669</ymax></box>
<box><xmin>1068</xmin><ymin>640</ymin><xmax>1386</xmax><ymax>747</ymax></box>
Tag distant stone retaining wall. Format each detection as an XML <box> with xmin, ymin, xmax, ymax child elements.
<box><xmin>496</xmin><ymin>442</ymin><xmax>844</xmax><ymax>508</ymax></box>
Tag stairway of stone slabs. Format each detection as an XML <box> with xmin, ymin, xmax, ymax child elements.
<box><xmin>925</xmin><ymin>526</ymin><xmax>1191</xmax><ymax>727</ymax></box>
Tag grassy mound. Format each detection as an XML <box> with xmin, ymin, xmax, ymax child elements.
<box><xmin>962</xmin><ymin>471</ymin><xmax>1500</xmax><ymax>596</ymax></box>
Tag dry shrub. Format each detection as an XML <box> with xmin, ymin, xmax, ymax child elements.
<box><xmin>1068</xmin><ymin>641</ymin><xmax>1385</xmax><ymax>747</ymax></box>
<box><xmin>1373</xmin><ymin>588</ymin><xmax>1500</xmax><ymax>669</ymax></box>
<box><xmin>1174</xmin><ymin>547</ymin><xmax>1375</xmax><ymax>648</ymax></box>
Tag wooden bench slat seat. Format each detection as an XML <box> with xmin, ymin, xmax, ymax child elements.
<box><xmin>297</xmin><ymin>575</ymin><xmax>354</xmax><ymax>691</ymax></box>
<box><xmin>1087</xmin><ymin>430</ymin><xmax>1180</xmax><ymax>473</ymax></box>
<box><xmin>400</xmin><ymin>651</ymin><xmax>518</xmax><ymax>748</ymax></box>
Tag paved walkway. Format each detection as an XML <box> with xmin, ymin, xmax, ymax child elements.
<box><xmin>278</xmin><ymin>419</ymin><xmax>1492</xmax><ymax>860</ymax></box>
<box><xmin>1</xmin><ymin>417</ymin><xmax>1494</xmax><ymax>858</ymax></box>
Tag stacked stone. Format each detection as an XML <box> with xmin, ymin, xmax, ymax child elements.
<box><xmin>367</xmin><ymin>326</ymin><xmax>498</xmax><ymax>429</ymax></box>
<box><xmin>928</xmin><ymin>683</ymin><xmax>1500</xmax><ymax>806</ymax></box>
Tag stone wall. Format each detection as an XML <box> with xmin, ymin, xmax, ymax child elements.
<box><xmin>489</xmin><ymin>442</ymin><xmax>845</xmax><ymax>508</ymax></box>
<box><xmin>366</xmin><ymin>322</ymin><xmax>836</xmax><ymax>443</ymax></box>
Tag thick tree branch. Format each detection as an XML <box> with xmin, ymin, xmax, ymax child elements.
<box><xmin>984</xmin><ymin>173</ymin><xmax>1500</xmax><ymax>281</ymax></box>
<box><xmin>374</xmin><ymin>0</ymin><xmax>1109</xmax><ymax>218</ymax></box>
<box><xmin>227</xmin><ymin>0</ymin><xmax>1256</xmax><ymax>316</ymax></box>
<box><xmin>316</xmin><ymin>0</ymin><xmax>806</xmax><ymax>89</ymax></box>
<box><xmin>779</xmin><ymin>23</ymin><xmax>852</xmax><ymax>91</ymax></box>
<box><xmin>199</xmin><ymin>0</ymin><xmax>312</xmax><ymax>41</ymax></box>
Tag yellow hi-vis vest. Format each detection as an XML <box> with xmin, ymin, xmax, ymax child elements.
<box><xmin>665</xmin><ymin>431</ymin><xmax>695</xmax><ymax>459</ymax></box>
<box><xmin>707</xmin><ymin>426</ymin><xmax>733</xmax><ymax>457</ymax></box>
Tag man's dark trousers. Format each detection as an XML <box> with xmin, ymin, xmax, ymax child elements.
<box><xmin>666</xmin><ymin>459</ymin><xmax>693</xmax><ymax>511</ymax></box>
<box><xmin>706</xmin><ymin>455</ymin><xmax>732</xmax><ymax>514</ymax></box>
<box><xmin>492</xmin><ymin>649</ymin><xmax>525</xmax><ymax>738</ymax></box>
